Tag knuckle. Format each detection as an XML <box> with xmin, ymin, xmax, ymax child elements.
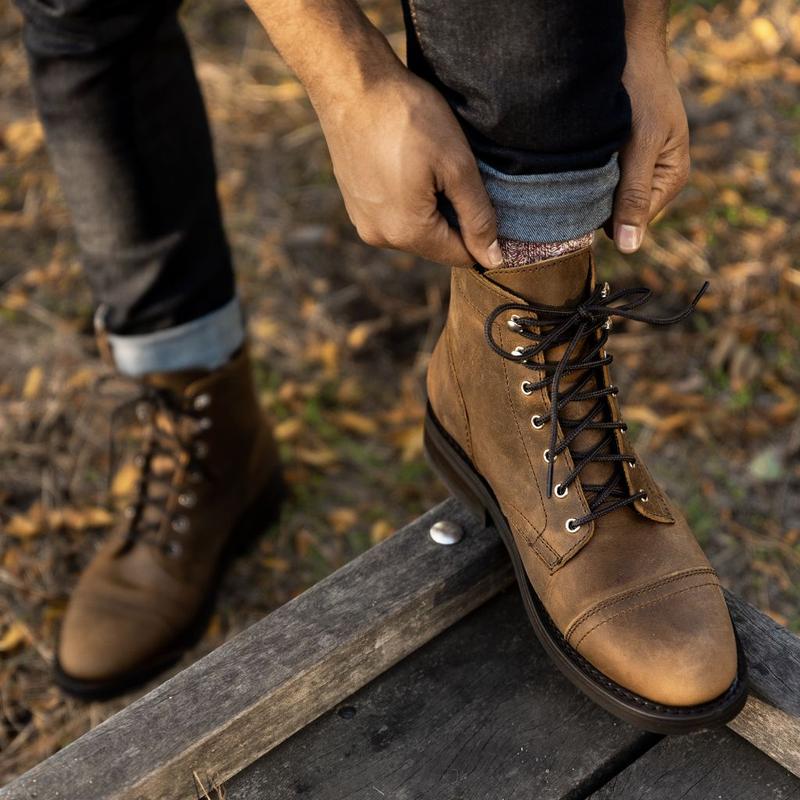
<box><xmin>464</xmin><ymin>208</ymin><xmax>496</xmax><ymax>239</ymax></box>
<box><xmin>356</xmin><ymin>225</ymin><xmax>383</xmax><ymax>248</ymax></box>
<box><xmin>619</xmin><ymin>183</ymin><xmax>651</xmax><ymax>213</ymax></box>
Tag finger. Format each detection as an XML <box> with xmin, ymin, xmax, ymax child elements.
<box><xmin>648</xmin><ymin>144</ymin><xmax>690</xmax><ymax>221</ymax></box>
<box><xmin>439</xmin><ymin>155</ymin><xmax>502</xmax><ymax>269</ymax></box>
<box><xmin>612</xmin><ymin>137</ymin><xmax>658</xmax><ymax>254</ymax></box>
<box><xmin>413</xmin><ymin>211</ymin><xmax>475</xmax><ymax>268</ymax></box>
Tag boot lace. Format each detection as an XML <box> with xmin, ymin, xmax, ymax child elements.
<box><xmin>484</xmin><ymin>281</ymin><xmax>708</xmax><ymax>531</ymax></box>
<box><xmin>105</xmin><ymin>384</ymin><xmax>212</xmax><ymax>555</ymax></box>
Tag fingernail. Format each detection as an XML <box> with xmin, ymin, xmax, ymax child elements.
<box><xmin>488</xmin><ymin>240</ymin><xmax>504</xmax><ymax>267</ymax></box>
<box><xmin>617</xmin><ymin>225</ymin><xmax>643</xmax><ymax>253</ymax></box>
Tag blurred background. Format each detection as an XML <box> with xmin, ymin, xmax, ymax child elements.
<box><xmin>0</xmin><ymin>0</ymin><xmax>798</xmax><ymax>784</ymax></box>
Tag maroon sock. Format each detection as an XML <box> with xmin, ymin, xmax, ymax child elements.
<box><xmin>496</xmin><ymin>233</ymin><xmax>593</xmax><ymax>268</ymax></box>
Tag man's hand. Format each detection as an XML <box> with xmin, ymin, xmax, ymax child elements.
<box><xmin>613</xmin><ymin>2</ymin><xmax>689</xmax><ymax>254</ymax></box>
<box><xmin>317</xmin><ymin>71</ymin><xmax>502</xmax><ymax>269</ymax></box>
<box><xmin>246</xmin><ymin>0</ymin><xmax>500</xmax><ymax>269</ymax></box>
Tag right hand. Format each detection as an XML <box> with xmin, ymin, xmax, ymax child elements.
<box><xmin>315</xmin><ymin>70</ymin><xmax>503</xmax><ymax>269</ymax></box>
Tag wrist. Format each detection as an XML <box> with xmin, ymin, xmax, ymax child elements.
<box><xmin>304</xmin><ymin>27</ymin><xmax>405</xmax><ymax>115</ymax></box>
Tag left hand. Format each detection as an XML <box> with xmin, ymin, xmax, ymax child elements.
<box><xmin>611</xmin><ymin>46</ymin><xmax>690</xmax><ymax>254</ymax></box>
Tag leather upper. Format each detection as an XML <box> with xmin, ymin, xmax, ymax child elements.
<box><xmin>427</xmin><ymin>249</ymin><xmax>738</xmax><ymax>706</ymax></box>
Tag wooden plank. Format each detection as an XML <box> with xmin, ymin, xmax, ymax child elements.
<box><xmin>225</xmin><ymin>591</ymin><xmax>657</xmax><ymax>800</ymax></box>
<box><xmin>725</xmin><ymin>590</ymin><xmax>800</xmax><ymax>778</ymax></box>
<box><xmin>0</xmin><ymin>499</ymin><xmax>512</xmax><ymax>800</ymax></box>
<box><xmin>3</xmin><ymin>497</ymin><xmax>799</xmax><ymax>799</ymax></box>
<box><xmin>589</xmin><ymin>727</ymin><xmax>800</xmax><ymax>799</ymax></box>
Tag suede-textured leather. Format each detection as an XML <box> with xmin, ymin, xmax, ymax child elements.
<box><xmin>428</xmin><ymin>249</ymin><xmax>738</xmax><ymax>706</ymax></box>
<box><xmin>58</xmin><ymin>347</ymin><xmax>280</xmax><ymax>682</ymax></box>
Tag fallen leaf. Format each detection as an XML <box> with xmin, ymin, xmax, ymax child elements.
<box><xmin>294</xmin><ymin>446</ymin><xmax>338</xmax><ymax>468</ymax></box>
<box><xmin>333</xmin><ymin>411</ymin><xmax>378</xmax><ymax>436</ymax></box>
<box><xmin>370</xmin><ymin>520</ymin><xmax>394</xmax><ymax>544</ymax></box>
<box><xmin>327</xmin><ymin>507</ymin><xmax>358</xmax><ymax>535</ymax></box>
<box><xmin>22</xmin><ymin>365</ymin><xmax>44</xmax><ymax>400</ymax></box>
<box><xmin>274</xmin><ymin>417</ymin><xmax>304</xmax><ymax>442</ymax></box>
<box><xmin>0</xmin><ymin>622</ymin><xmax>27</xmax><ymax>653</ymax></box>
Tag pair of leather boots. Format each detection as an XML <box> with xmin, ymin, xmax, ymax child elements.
<box><xmin>56</xmin><ymin>247</ymin><xmax>746</xmax><ymax>733</ymax></box>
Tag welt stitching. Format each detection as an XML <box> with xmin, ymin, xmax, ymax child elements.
<box><xmin>574</xmin><ymin>582</ymin><xmax>722</xmax><ymax>650</ymax></box>
<box><xmin>565</xmin><ymin>568</ymin><xmax>717</xmax><ymax>642</ymax></box>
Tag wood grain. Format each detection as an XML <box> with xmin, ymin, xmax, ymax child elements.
<box><xmin>0</xmin><ymin>499</ymin><xmax>511</xmax><ymax>800</ymax></box>
<box><xmin>226</xmin><ymin>592</ymin><xmax>657</xmax><ymax>800</ymax></box>
<box><xmin>589</xmin><ymin>726</ymin><xmax>800</xmax><ymax>799</ymax></box>
<box><xmin>2</xmin><ymin>500</ymin><xmax>798</xmax><ymax>799</ymax></box>
<box><xmin>725</xmin><ymin>590</ymin><xmax>800</xmax><ymax>778</ymax></box>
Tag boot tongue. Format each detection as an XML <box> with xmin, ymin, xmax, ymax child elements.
<box><xmin>484</xmin><ymin>248</ymin><xmax>592</xmax><ymax>306</ymax></box>
<box><xmin>487</xmin><ymin>248</ymin><xmax>618</xmax><ymax>503</ymax></box>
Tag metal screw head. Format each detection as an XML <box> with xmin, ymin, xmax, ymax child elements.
<box><xmin>429</xmin><ymin>519</ymin><xmax>464</xmax><ymax>546</ymax></box>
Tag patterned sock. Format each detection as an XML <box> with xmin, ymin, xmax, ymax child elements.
<box><xmin>496</xmin><ymin>232</ymin><xmax>594</xmax><ymax>268</ymax></box>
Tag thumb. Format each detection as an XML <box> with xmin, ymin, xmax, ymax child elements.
<box><xmin>612</xmin><ymin>138</ymin><xmax>657</xmax><ymax>254</ymax></box>
<box><xmin>439</xmin><ymin>155</ymin><xmax>503</xmax><ymax>269</ymax></box>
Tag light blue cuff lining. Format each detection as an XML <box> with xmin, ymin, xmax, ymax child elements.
<box><xmin>479</xmin><ymin>154</ymin><xmax>620</xmax><ymax>242</ymax></box>
<box><xmin>108</xmin><ymin>297</ymin><xmax>245</xmax><ymax>377</ymax></box>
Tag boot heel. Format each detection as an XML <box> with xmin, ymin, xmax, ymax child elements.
<box><xmin>423</xmin><ymin>409</ymin><xmax>489</xmax><ymax>526</ymax></box>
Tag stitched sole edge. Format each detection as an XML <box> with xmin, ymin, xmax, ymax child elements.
<box><xmin>423</xmin><ymin>402</ymin><xmax>749</xmax><ymax>734</ymax></box>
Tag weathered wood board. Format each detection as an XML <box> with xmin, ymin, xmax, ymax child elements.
<box><xmin>589</xmin><ymin>727</ymin><xmax>800</xmax><ymax>799</ymax></box>
<box><xmin>2</xmin><ymin>497</ymin><xmax>798</xmax><ymax>800</ymax></box>
<box><xmin>0</xmin><ymin>500</ymin><xmax>511</xmax><ymax>800</ymax></box>
<box><xmin>225</xmin><ymin>591</ymin><xmax>657</xmax><ymax>800</ymax></box>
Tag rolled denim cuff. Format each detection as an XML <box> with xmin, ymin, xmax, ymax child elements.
<box><xmin>478</xmin><ymin>155</ymin><xmax>619</xmax><ymax>242</ymax></box>
<box><xmin>108</xmin><ymin>297</ymin><xmax>245</xmax><ymax>377</ymax></box>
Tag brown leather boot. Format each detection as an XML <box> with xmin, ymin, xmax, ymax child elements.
<box><xmin>54</xmin><ymin>346</ymin><xmax>283</xmax><ymax>698</ymax></box>
<box><xmin>425</xmin><ymin>248</ymin><xmax>747</xmax><ymax>733</ymax></box>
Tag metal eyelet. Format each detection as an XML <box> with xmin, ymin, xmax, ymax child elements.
<box><xmin>600</xmin><ymin>281</ymin><xmax>610</xmax><ymax>299</ymax></box>
<box><xmin>198</xmin><ymin>417</ymin><xmax>213</xmax><ymax>431</ymax></box>
<box><xmin>511</xmin><ymin>346</ymin><xmax>527</xmax><ymax>358</ymax></box>
<box><xmin>507</xmin><ymin>315</ymin><xmax>524</xmax><ymax>333</ymax></box>
<box><xmin>133</xmin><ymin>453</ymin><xmax>146</xmax><ymax>468</ymax></box>
<box><xmin>627</xmin><ymin>460</ymin><xmax>637</xmax><ymax>469</ymax></box>
<box><xmin>602</xmin><ymin>318</ymin><xmax>612</xmax><ymax>331</ymax></box>
<box><xmin>521</xmin><ymin>381</ymin><xmax>534</xmax><ymax>396</ymax></box>
<box><xmin>135</xmin><ymin>402</ymin><xmax>152</xmax><ymax>423</ymax></box>
<box><xmin>554</xmin><ymin>483</ymin><xmax>569</xmax><ymax>499</ymax></box>
<box><xmin>193</xmin><ymin>393</ymin><xmax>212</xmax><ymax>411</ymax></box>
<box><xmin>543</xmin><ymin>449</ymin><xmax>557</xmax><ymax>463</ymax></box>
<box><xmin>531</xmin><ymin>415</ymin><xmax>545</xmax><ymax>429</ymax></box>
<box><xmin>194</xmin><ymin>441</ymin><xmax>209</xmax><ymax>459</ymax></box>
<box><xmin>123</xmin><ymin>505</ymin><xmax>137</xmax><ymax>520</ymax></box>
<box><xmin>639</xmin><ymin>492</ymin><xmax>649</xmax><ymax>503</ymax></box>
<box><xmin>164</xmin><ymin>541</ymin><xmax>183</xmax><ymax>558</ymax></box>
<box><xmin>565</xmin><ymin>518</ymin><xmax>581</xmax><ymax>534</ymax></box>
<box><xmin>178</xmin><ymin>491</ymin><xmax>197</xmax><ymax>509</ymax></box>
<box><xmin>171</xmin><ymin>515</ymin><xmax>191</xmax><ymax>534</ymax></box>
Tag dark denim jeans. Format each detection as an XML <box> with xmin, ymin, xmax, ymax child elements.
<box><xmin>15</xmin><ymin>0</ymin><xmax>630</xmax><ymax>334</ymax></box>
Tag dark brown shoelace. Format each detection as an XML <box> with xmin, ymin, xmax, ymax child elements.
<box><xmin>484</xmin><ymin>281</ymin><xmax>709</xmax><ymax>530</ymax></box>
<box><xmin>107</xmin><ymin>386</ymin><xmax>210</xmax><ymax>552</ymax></box>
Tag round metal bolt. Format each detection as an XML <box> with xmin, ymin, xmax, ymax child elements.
<box><xmin>429</xmin><ymin>519</ymin><xmax>464</xmax><ymax>546</ymax></box>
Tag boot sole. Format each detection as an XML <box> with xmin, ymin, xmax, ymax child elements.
<box><xmin>53</xmin><ymin>467</ymin><xmax>287</xmax><ymax>701</ymax></box>
<box><xmin>423</xmin><ymin>403</ymin><xmax>748</xmax><ymax>735</ymax></box>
